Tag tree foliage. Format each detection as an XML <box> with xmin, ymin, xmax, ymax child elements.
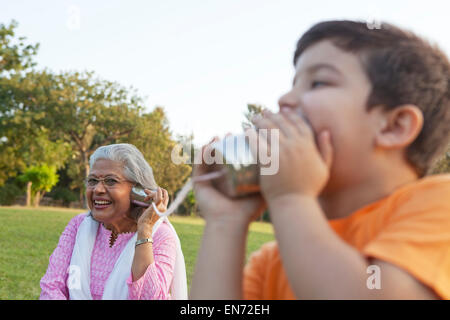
<box><xmin>0</xmin><ymin>20</ymin><xmax>38</xmax><ymax>74</ymax></box>
<box><xmin>242</xmin><ymin>103</ymin><xmax>264</xmax><ymax>130</ymax></box>
<box><xmin>18</xmin><ymin>164</ymin><xmax>59</xmax><ymax>207</ymax></box>
<box><xmin>0</xmin><ymin>21</ymin><xmax>50</xmax><ymax>185</ymax></box>
<box><xmin>431</xmin><ymin>147</ymin><xmax>450</xmax><ymax>174</ymax></box>
<box><xmin>0</xmin><ymin>21</ymin><xmax>193</xmax><ymax>208</ymax></box>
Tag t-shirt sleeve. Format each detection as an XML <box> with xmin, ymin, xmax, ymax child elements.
<box><xmin>362</xmin><ymin>179</ymin><xmax>450</xmax><ymax>299</ymax></box>
<box><xmin>243</xmin><ymin>242</ymin><xmax>275</xmax><ymax>300</ymax></box>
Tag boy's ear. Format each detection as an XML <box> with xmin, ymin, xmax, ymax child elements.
<box><xmin>375</xmin><ymin>105</ymin><xmax>424</xmax><ymax>149</ymax></box>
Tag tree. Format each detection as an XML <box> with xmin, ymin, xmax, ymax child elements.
<box><xmin>1</xmin><ymin>69</ymin><xmax>146</xmax><ymax>204</ymax></box>
<box><xmin>0</xmin><ymin>20</ymin><xmax>43</xmax><ymax>185</ymax></box>
<box><xmin>0</xmin><ymin>20</ymin><xmax>38</xmax><ymax>75</ymax></box>
<box><xmin>42</xmin><ymin>71</ymin><xmax>145</xmax><ymax>204</ymax></box>
<box><xmin>18</xmin><ymin>165</ymin><xmax>59</xmax><ymax>207</ymax></box>
<box><xmin>431</xmin><ymin>146</ymin><xmax>450</xmax><ymax>174</ymax></box>
<box><xmin>0</xmin><ymin>70</ymin><xmax>72</xmax><ymax>185</ymax></box>
<box><xmin>1</xmin><ymin>67</ymin><xmax>192</xmax><ymax>206</ymax></box>
<box><xmin>0</xmin><ymin>20</ymin><xmax>193</xmax><ymax>209</ymax></box>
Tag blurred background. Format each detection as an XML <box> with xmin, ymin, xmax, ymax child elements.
<box><xmin>1</xmin><ymin>0</ymin><xmax>449</xmax><ymax>209</ymax></box>
<box><xmin>1</xmin><ymin>0</ymin><xmax>449</xmax><ymax>299</ymax></box>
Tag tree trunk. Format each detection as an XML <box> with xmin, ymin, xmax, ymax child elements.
<box><xmin>79</xmin><ymin>189</ymin><xmax>84</xmax><ymax>207</ymax></box>
<box><xmin>26</xmin><ymin>181</ymin><xmax>32</xmax><ymax>206</ymax></box>
<box><xmin>33</xmin><ymin>190</ymin><xmax>41</xmax><ymax>207</ymax></box>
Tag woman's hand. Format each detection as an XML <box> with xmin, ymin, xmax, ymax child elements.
<box><xmin>136</xmin><ymin>187</ymin><xmax>169</xmax><ymax>234</ymax></box>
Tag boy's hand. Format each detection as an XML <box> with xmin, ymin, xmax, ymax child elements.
<box><xmin>250</xmin><ymin>108</ymin><xmax>334</xmax><ymax>201</ymax></box>
<box><xmin>193</xmin><ymin>138</ymin><xmax>266</xmax><ymax>227</ymax></box>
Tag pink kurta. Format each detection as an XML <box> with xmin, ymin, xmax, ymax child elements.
<box><xmin>39</xmin><ymin>213</ymin><xmax>176</xmax><ymax>300</ymax></box>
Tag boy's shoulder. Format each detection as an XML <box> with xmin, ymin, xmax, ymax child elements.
<box><xmin>374</xmin><ymin>174</ymin><xmax>450</xmax><ymax>226</ymax></box>
<box><xmin>249</xmin><ymin>175</ymin><xmax>450</xmax><ymax>261</ymax></box>
<box><xmin>411</xmin><ymin>173</ymin><xmax>450</xmax><ymax>187</ymax></box>
<box><xmin>247</xmin><ymin>241</ymin><xmax>282</xmax><ymax>268</ymax></box>
<box><xmin>392</xmin><ymin>174</ymin><xmax>450</xmax><ymax>208</ymax></box>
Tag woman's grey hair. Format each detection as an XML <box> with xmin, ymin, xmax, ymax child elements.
<box><xmin>89</xmin><ymin>143</ymin><xmax>158</xmax><ymax>190</ymax></box>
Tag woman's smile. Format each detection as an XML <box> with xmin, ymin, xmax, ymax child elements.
<box><xmin>92</xmin><ymin>197</ymin><xmax>113</xmax><ymax>210</ymax></box>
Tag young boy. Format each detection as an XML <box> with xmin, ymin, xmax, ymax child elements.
<box><xmin>189</xmin><ymin>20</ymin><xmax>450</xmax><ymax>299</ymax></box>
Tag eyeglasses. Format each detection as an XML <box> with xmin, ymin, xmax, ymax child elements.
<box><xmin>85</xmin><ymin>177</ymin><xmax>130</xmax><ymax>189</ymax></box>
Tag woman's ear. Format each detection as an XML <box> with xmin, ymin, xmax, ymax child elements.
<box><xmin>375</xmin><ymin>105</ymin><xmax>424</xmax><ymax>149</ymax></box>
<box><xmin>128</xmin><ymin>205</ymin><xmax>144</xmax><ymax>222</ymax></box>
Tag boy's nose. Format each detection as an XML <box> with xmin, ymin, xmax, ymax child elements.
<box><xmin>278</xmin><ymin>90</ymin><xmax>301</xmax><ymax>112</ymax></box>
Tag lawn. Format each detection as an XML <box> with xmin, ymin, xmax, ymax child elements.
<box><xmin>0</xmin><ymin>206</ymin><xmax>274</xmax><ymax>300</ymax></box>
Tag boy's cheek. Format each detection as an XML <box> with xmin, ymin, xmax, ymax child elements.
<box><xmin>298</xmin><ymin>93</ymin><xmax>333</xmax><ymax>130</ymax></box>
<box><xmin>293</xmin><ymin>92</ymin><xmax>353</xmax><ymax>153</ymax></box>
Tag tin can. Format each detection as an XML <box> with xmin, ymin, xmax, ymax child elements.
<box><xmin>206</xmin><ymin>134</ymin><xmax>260</xmax><ymax>198</ymax></box>
<box><xmin>130</xmin><ymin>186</ymin><xmax>154</xmax><ymax>208</ymax></box>
<box><xmin>129</xmin><ymin>186</ymin><xmax>158</xmax><ymax>221</ymax></box>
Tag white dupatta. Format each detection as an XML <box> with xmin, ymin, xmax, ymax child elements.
<box><xmin>68</xmin><ymin>212</ymin><xmax>187</xmax><ymax>300</ymax></box>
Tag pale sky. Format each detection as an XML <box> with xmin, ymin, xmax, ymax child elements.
<box><xmin>2</xmin><ymin>0</ymin><xmax>450</xmax><ymax>146</ymax></box>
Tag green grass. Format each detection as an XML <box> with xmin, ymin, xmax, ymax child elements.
<box><xmin>0</xmin><ymin>206</ymin><xmax>274</xmax><ymax>300</ymax></box>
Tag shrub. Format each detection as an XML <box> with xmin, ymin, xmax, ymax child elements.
<box><xmin>0</xmin><ymin>182</ymin><xmax>22</xmax><ymax>205</ymax></box>
<box><xmin>48</xmin><ymin>187</ymin><xmax>78</xmax><ymax>207</ymax></box>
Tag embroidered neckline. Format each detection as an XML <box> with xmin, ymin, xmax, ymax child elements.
<box><xmin>102</xmin><ymin>224</ymin><xmax>136</xmax><ymax>248</ymax></box>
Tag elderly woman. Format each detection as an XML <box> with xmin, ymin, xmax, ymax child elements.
<box><xmin>39</xmin><ymin>143</ymin><xmax>186</xmax><ymax>300</ymax></box>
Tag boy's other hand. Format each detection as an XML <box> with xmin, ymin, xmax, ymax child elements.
<box><xmin>192</xmin><ymin>138</ymin><xmax>266</xmax><ymax>227</ymax></box>
<box><xmin>250</xmin><ymin>108</ymin><xmax>334</xmax><ymax>201</ymax></box>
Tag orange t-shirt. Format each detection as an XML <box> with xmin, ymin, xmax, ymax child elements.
<box><xmin>243</xmin><ymin>174</ymin><xmax>450</xmax><ymax>300</ymax></box>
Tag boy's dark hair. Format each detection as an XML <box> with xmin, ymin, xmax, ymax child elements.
<box><xmin>294</xmin><ymin>20</ymin><xmax>450</xmax><ymax>177</ymax></box>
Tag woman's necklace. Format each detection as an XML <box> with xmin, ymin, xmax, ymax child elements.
<box><xmin>103</xmin><ymin>224</ymin><xmax>137</xmax><ymax>248</ymax></box>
